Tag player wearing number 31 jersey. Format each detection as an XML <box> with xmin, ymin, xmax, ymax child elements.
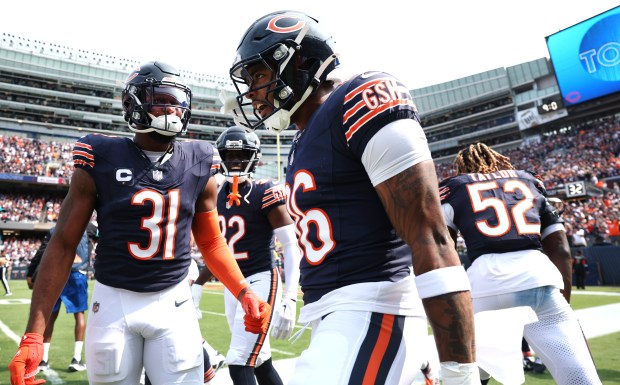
<box><xmin>79</xmin><ymin>133</ymin><xmax>214</xmax><ymax>290</ymax></box>
<box><xmin>9</xmin><ymin>61</ymin><xmax>270</xmax><ymax>385</ymax></box>
<box><xmin>439</xmin><ymin>142</ymin><xmax>601</xmax><ymax>384</ymax></box>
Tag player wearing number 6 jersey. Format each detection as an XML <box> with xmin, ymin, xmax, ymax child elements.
<box><xmin>9</xmin><ymin>61</ymin><xmax>271</xmax><ymax>385</ymax></box>
<box><xmin>227</xmin><ymin>10</ymin><xmax>478</xmax><ymax>385</ymax></box>
<box><xmin>212</xmin><ymin>126</ymin><xmax>302</xmax><ymax>385</ymax></box>
<box><xmin>439</xmin><ymin>142</ymin><xmax>601</xmax><ymax>384</ymax></box>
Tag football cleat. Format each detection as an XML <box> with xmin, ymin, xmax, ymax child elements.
<box><xmin>38</xmin><ymin>360</ymin><xmax>49</xmax><ymax>372</ymax></box>
<box><xmin>211</xmin><ymin>351</ymin><xmax>226</xmax><ymax>372</ymax></box>
<box><xmin>68</xmin><ymin>358</ymin><xmax>86</xmax><ymax>372</ymax></box>
<box><xmin>532</xmin><ymin>357</ymin><xmax>546</xmax><ymax>374</ymax></box>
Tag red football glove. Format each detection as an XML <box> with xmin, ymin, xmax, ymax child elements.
<box><xmin>240</xmin><ymin>290</ymin><xmax>271</xmax><ymax>334</ymax></box>
<box><xmin>9</xmin><ymin>333</ymin><xmax>46</xmax><ymax>385</ymax></box>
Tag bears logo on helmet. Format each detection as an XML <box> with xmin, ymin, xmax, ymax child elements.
<box><xmin>229</xmin><ymin>11</ymin><xmax>339</xmax><ymax>132</ymax></box>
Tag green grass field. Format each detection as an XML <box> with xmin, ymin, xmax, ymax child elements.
<box><xmin>1</xmin><ymin>281</ymin><xmax>619</xmax><ymax>384</ymax></box>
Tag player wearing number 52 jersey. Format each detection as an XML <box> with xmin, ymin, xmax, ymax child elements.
<box><xmin>440</xmin><ymin>143</ymin><xmax>601</xmax><ymax>385</ymax></box>
<box><xmin>9</xmin><ymin>62</ymin><xmax>271</xmax><ymax>385</ymax></box>
<box><xmin>214</xmin><ymin>126</ymin><xmax>302</xmax><ymax>385</ymax></box>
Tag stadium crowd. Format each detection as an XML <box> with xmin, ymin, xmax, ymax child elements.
<box><xmin>0</xmin><ymin>236</ymin><xmax>42</xmax><ymax>268</ymax></box>
<box><xmin>1</xmin><ymin>192</ymin><xmax>64</xmax><ymax>223</ymax></box>
<box><xmin>0</xmin><ymin>135</ymin><xmax>74</xmax><ymax>177</ymax></box>
<box><xmin>1</xmin><ymin>114</ymin><xmax>620</xmax><ymax>268</ymax></box>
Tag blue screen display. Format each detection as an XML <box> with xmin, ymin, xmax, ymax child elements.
<box><xmin>546</xmin><ymin>6</ymin><xmax>620</xmax><ymax>106</ymax></box>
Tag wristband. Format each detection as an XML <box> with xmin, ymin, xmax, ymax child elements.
<box><xmin>440</xmin><ymin>362</ymin><xmax>480</xmax><ymax>385</ymax></box>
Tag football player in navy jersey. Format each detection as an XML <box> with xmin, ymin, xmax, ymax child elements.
<box><xmin>9</xmin><ymin>61</ymin><xmax>271</xmax><ymax>385</ymax></box>
<box><xmin>226</xmin><ymin>11</ymin><xmax>478</xmax><ymax>385</ymax></box>
<box><xmin>210</xmin><ymin>126</ymin><xmax>301</xmax><ymax>385</ymax></box>
<box><xmin>440</xmin><ymin>143</ymin><xmax>601</xmax><ymax>384</ymax></box>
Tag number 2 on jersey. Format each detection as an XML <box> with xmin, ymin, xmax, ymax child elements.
<box><xmin>218</xmin><ymin>215</ymin><xmax>249</xmax><ymax>260</ymax></box>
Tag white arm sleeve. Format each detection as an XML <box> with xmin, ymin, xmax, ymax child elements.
<box><xmin>274</xmin><ymin>224</ymin><xmax>302</xmax><ymax>299</ymax></box>
<box><xmin>442</xmin><ymin>203</ymin><xmax>457</xmax><ymax>231</ymax></box>
<box><xmin>188</xmin><ymin>259</ymin><xmax>199</xmax><ymax>283</ymax></box>
<box><xmin>541</xmin><ymin>223</ymin><xmax>565</xmax><ymax>240</ymax></box>
<box><xmin>361</xmin><ymin>119</ymin><xmax>432</xmax><ymax>186</ymax></box>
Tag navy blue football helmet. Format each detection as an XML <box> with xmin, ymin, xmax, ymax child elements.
<box><xmin>215</xmin><ymin>126</ymin><xmax>262</xmax><ymax>179</ymax></box>
<box><xmin>121</xmin><ymin>61</ymin><xmax>191</xmax><ymax>137</ymax></box>
<box><xmin>229</xmin><ymin>11</ymin><xmax>339</xmax><ymax>131</ymax></box>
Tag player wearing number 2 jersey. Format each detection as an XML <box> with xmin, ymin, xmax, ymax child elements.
<box><xmin>440</xmin><ymin>142</ymin><xmax>601</xmax><ymax>385</ymax></box>
<box><xmin>213</xmin><ymin>126</ymin><xmax>302</xmax><ymax>385</ymax></box>
<box><xmin>227</xmin><ymin>11</ymin><xmax>478</xmax><ymax>385</ymax></box>
<box><xmin>9</xmin><ymin>62</ymin><xmax>271</xmax><ymax>385</ymax></box>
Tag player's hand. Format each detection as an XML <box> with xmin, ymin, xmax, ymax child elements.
<box><xmin>9</xmin><ymin>333</ymin><xmax>46</xmax><ymax>385</ymax></box>
<box><xmin>190</xmin><ymin>283</ymin><xmax>203</xmax><ymax>319</ymax></box>
<box><xmin>421</xmin><ymin>361</ymin><xmax>439</xmax><ymax>385</ymax></box>
<box><xmin>271</xmin><ymin>296</ymin><xmax>296</xmax><ymax>340</ymax></box>
<box><xmin>240</xmin><ymin>290</ymin><xmax>271</xmax><ymax>334</ymax></box>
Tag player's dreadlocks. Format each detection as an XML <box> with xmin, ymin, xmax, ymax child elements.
<box><xmin>454</xmin><ymin>142</ymin><xmax>514</xmax><ymax>174</ymax></box>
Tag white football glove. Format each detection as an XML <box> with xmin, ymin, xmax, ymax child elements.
<box><xmin>190</xmin><ymin>283</ymin><xmax>203</xmax><ymax>319</ymax></box>
<box><xmin>271</xmin><ymin>296</ymin><xmax>297</xmax><ymax>340</ymax></box>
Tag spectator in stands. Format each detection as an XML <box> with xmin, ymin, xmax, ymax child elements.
<box><xmin>0</xmin><ymin>236</ymin><xmax>42</xmax><ymax>268</ymax></box>
<box><xmin>440</xmin><ymin>142</ymin><xmax>601</xmax><ymax>384</ymax></box>
<box><xmin>572</xmin><ymin>250</ymin><xmax>588</xmax><ymax>290</ymax></box>
<box><xmin>571</xmin><ymin>226</ymin><xmax>588</xmax><ymax>250</ymax></box>
<box><xmin>27</xmin><ymin>222</ymin><xmax>98</xmax><ymax>372</ymax></box>
<box><xmin>1</xmin><ymin>248</ymin><xmax>12</xmax><ymax>296</ymax></box>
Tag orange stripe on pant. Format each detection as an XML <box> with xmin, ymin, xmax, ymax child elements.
<box><xmin>246</xmin><ymin>267</ymin><xmax>280</xmax><ymax>367</ymax></box>
<box><xmin>362</xmin><ymin>314</ymin><xmax>395</xmax><ymax>385</ymax></box>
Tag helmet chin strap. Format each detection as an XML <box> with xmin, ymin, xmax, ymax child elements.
<box><xmin>264</xmin><ymin>53</ymin><xmax>340</xmax><ymax>132</ymax></box>
<box><xmin>225</xmin><ymin>175</ymin><xmax>247</xmax><ymax>184</ymax></box>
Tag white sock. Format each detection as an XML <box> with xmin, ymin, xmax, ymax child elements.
<box><xmin>43</xmin><ymin>343</ymin><xmax>51</xmax><ymax>362</ymax></box>
<box><xmin>74</xmin><ymin>341</ymin><xmax>84</xmax><ymax>361</ymax></box>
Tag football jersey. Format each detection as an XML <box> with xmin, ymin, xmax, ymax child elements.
<box><xmin>439</xmin><ymin>169</ymin><xmax>561</xmax><ymax>261</ymax></box>
<box><xmin>73</xmin><ymin>134</ymin><xmax>218</xmax><ymax>292</ymax></box>
<box><xmin>217</xmin><ymin>178</ymin><xmax>285</xmax><ymax>277</ymax></box>
<box><xmin>285</xmin><ymin>71</ymin><xmax>419</xmax><ymax>304</ymax></box>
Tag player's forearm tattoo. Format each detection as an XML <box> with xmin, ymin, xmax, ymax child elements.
<box><xmin>423</xmin><ymin>292</ymin><xmax>476</xmax><ymax>362</ymax></box>
<box><xmin>376</xmin><ymin>163</ymin><xmax>447</xmax><ymax>249</ymax></box>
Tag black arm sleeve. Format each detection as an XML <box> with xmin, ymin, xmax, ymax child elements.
<box><xmin>27</xmin><ymin>231</ymin><xmax>51</xmax><ymax>278</ymax></box>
